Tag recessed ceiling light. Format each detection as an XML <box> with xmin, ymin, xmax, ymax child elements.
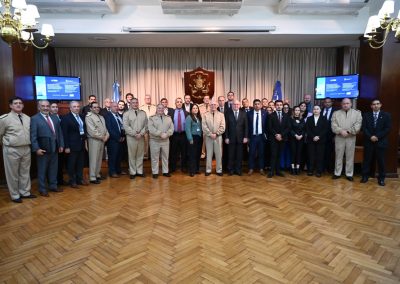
<box><xmin>229</xmin><ymin>38</ymin><xmax>241</xmax><ymax>41</ymax></box>
<box><xmin>89</xmin><ymin>36</ymin><xmax>113</xmax><ymax>42</ymax></box>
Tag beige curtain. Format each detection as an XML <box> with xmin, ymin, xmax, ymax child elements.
<box><xmin>55</xmin><ymin>47</ymin><xmax>351</xmax><ymax>107</ymax></box>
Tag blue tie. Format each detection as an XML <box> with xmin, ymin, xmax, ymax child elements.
<box><xmin>373</xmin><ymin>113</ymin><xmax>378</xmax><ymax>128</ymax></box>
<box><xmin>75</xmin><ymin>114</ymin><xmax>84</xmax><ymax>134</ymax></box>
<box><xmin>255</xmin><ymin>112</ymin><xmax>259</xmax><ymax>135</ymax></box>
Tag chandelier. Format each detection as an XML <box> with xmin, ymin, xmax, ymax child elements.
<box><xmin>364</xmin><ymin>0</ymin><xmax>400</xmax><ymax>49</ymax></box>
<box><xmin>0</xmin><ymin>0</ymin><xmax>54</xmax><ymax>49</ymax></box>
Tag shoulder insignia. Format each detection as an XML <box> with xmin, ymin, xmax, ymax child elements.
<box><xmin>86</xmin><ymin>112</ymin><xmax>92</xmax><ymax>117</ymax></box>
<box><xmin>0</xmin><ymin>114</ymin><xmax>8</xmax><ymax>119</ymax></box>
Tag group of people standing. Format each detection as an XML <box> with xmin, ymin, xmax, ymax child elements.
<box><xmin>0</xmin><ymin>91</ymin><xmax>391</xmax><ymax>203</ymax></box>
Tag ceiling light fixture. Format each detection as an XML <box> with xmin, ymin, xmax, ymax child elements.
<box><xmin>364</xmin><ymin>0</ymin><xmax>400</xmax><ymax>49</ymax></box>
<box><xmin>122</xmin><ymin>26</ymin><xmax>276</xmax><ymax>34</ymax></box>
<box><xmin>0</xmin><ymin>0</ymin><xmax>54</xmax><ymax>49</ymax></box>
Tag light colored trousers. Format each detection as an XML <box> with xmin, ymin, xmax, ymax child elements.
<box><xmin>334</xmin><ymin>135</ymin><xmax>356</xmax><ymax>177</ymax></box>
<box><xmin>88</xmin><ymin>138</ymin><xmax>104</xmax><ymax>181</ymax></box>
<box><xmin>205</xmin><ymin>136</ymin><xmax>222</xmax><ymax>174</ymax></box>
<box><xmin>3</xmin><ymin>145</ymin><xmax>31</xmax><ymax>200</ymax></box>
<box><xmin>126</xmin><ymin>135</ymin><xmax>144</xmax><ymax>175</ymax></box>
<box><xmin>150</xmin><ymin>139</ymin><xmax>169</xmax><ymax>174</ymax></box>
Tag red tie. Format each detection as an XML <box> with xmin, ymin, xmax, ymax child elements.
<box><xmin>177</xmin><ymin>110</ymin><xmax>182</xmax><ymax>132</ymax></box>
<box><xmin>46</xmin><ymin>115</ymin><xmax>55</xmax><ymax>134</ymax></box>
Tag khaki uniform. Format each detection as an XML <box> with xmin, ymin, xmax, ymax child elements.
<box><xmin>139</xmin><ymin>104</ymin><xmax>156</xmax><ymax>159</ymax></box>
<box><xmin>123</xmin><ymin>109</ymin><xmax>148</xmax><ymax>175</ymax></box>
<box><xmin>0</xmin><ymin>112</ymin><xmax>32</xmax><ymax>200</ymax></box>
<box><xmin>331</xmin><ymin>108</ymin><xmax>362</xmax><ymax>177</ymax></box>
<box><xmin>85</xmin><ymin>112</ymin><xmax>109</xmax><ymax>181</ymax></box>
<box><xmin>148</xmin><ymin>115</ymin><xmax>174</xmax><ymax>174</ymax></box>
<box><xmin>202</xmin><ymin>111</ymin><xmax>226</xmax><ymax>174</ymax></box>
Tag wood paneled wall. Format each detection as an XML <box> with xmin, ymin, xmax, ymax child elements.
<box><xmin>358</xmin><ymin>35</ymin><xmax>400</xmax><ymax>178</ymax></box>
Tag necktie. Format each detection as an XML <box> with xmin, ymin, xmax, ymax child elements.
<box><xmin>177</xmin><ymin>110</ymin><xmax>182</xmax><ymax>132</ymax></box>
<box><xmin>18</xmin><ymin>114</ymin><xmax>23</xmax><ymax>125</ymax></box>
<box><xmin>278</xmin><ymin>112</ymin><xmax>282</xmax><ymax>122</ymax></box>
<box><xmin>160</xmin><ymin>115</ymin><xmax>163</xmax><ymax>121</ymax></box>
<box><xmin>255</xmin><ymin>112</ymin><xmax>259</xmax><ymax>135</ymax></box>
<box><xmin>235</xmin><ymin>111</ymin><xmax>238</xmax><ymax>121</ymax></box>
<box><xmin>148</xmin><ymin>105</ymin><xmax>150</xmax><ymax>111</ymax></box>
<box><xmin>46</xmin><ymin>115</ymin><xmax>55</xmax><ymax>134</ymax></box>
<box><xmin>373</xmin><ymin>113</ymin><xmax>378</xmax><ymax>127</ymax></box>
<box><xmin>115</xmin><ymin>114</ymin><xmax>123</xmax><ymax>132</ymax></box>
<box><xmin>76</xmin><ymin>114</ymin><xmax>84</xmax><ymax>134</ymax></box>
<box><xmin>221</xmin><ymin>107</ymin><xmax>224</xmax><ymax>113</ymax></box>
<box><xmin>135</xmin><ymin>110</ymin><xmax>138</xmax><ymax>116</ymax></box>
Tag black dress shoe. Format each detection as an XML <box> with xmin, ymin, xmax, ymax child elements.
<box><xmin>70</xmin><ymin>183</ymin><xmax>78</xmax><ymax>189</ymax></box>
<box><xmin>189</xmin><ymin>173</ymin><xmax>194</xmax><ymax>177</ymax></box>
<box><xmin>205</xmin><ymin>172</ymin><xmax>211</xmax><ymax>176</ymax></box>
<box><xmin>50</xmin><ymin>188</ymin><xmax>63</xmax><ymax>192</ymax></box>
<box><xmin>235</xmin><ymin>171</ymin><xmax>242</xmax><ymax>176</ymax></box>
<box><xmin>360</xmin><ymin>177</ymin><xmax>368</xmax><ymax>183</ymax></box>
<box><xmin>136</xmin><ymin>173</ymin><xmax>145</xmax><ymax>178</ymax></box>
<box><xmin>267</xmin><ymin>172</ymin><xmax>273</xmax><ymax>178</ymax></box>
<box><xmin>276</xmin><ymin>172</ymin><xmax>284</xmax><ymax>177</ymax></box>
<box><xmin>228</xmin><ymin>171</ymin><xmax>233</xmax><ymax>176</ymax></box>
<box><xmin>152</xmin><ymin>174</ymin><xmax>158</xmax><ymax>179</ymax></box>
<box><xmin>21</xmin><ymin>194</ymin><xmax>37</xmax><ymax>199</ymax></box>
<box><xmin>346</xmin><ymin>176</ymin><xmax>354</xmax><ymax>181</ymax></box>
<box><xmin>40</xmin><ymin>192</ymin><xmax>50</xmax><ymax>197</ymax></box>
<box><xmin>130</xmin><ymin>175</ymin><xmax>136</xmax><ymax>179</ymax></box>
<box><xmin>307</xmin><ymin>172</ymin><xmax>314</xmax><ymax>176</ymax></box>
<box><xmin>12</xmin><ymin>198</ymin><xmax>22</xmax><ymax>203</ymax></box>
<box><xmin>90</xmin><ymin>180</ymin><xmax>100</xmax><ymax>184</ymax></box>
<box><xmin>315</xmin><ymin>173</ymin><xmax>322</xmax><ymax>178</ymax></box>
<box><xmin>163</xmin><ymin>173</ymin><xmax>171</xmax><ymax>177</ymax></box>
<box><xmin>378</xmin><ymin>180</ymin><xmax>385</xmax><ymax>186</ymax></box>
<box><xmin>216</xmin><ymin>172</ymin><xmax>223</xmax><ymax>176</ymax></box>
<box><xmin>332</xmin><ymin>175</ymin><xmax>341</xmax><ymax>179</ymax></box>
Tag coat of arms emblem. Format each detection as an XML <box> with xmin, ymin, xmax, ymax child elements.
<box><xmin>184</xmin><ymin>67</ymin><xmax>215</xmax><ymax>104</ymax></box>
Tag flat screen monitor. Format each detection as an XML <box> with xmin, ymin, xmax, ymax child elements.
<box><xmin>34</xmin><ymin>75</ymin><xmax>81</xmax><ymax>101</ymax></box>
<box><xmin>315</xmin><ymin>74</ymin><xmax>359</xmax><ymax>100</ymax></box>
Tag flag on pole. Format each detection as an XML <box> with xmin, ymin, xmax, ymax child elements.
<box><xmin>112</xmin><ymin>80</ymin><xmax>120</xmax><ymax>102</ymax></box>
<box><xmin>272</xmin><ymin>80</ymin><xmax>283</xmax><ymax>101</ymax></box>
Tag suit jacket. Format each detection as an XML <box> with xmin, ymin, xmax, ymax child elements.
<box><xmin>105</xmin><ymin>112</ymin><xmax>124</xmax><ymax>142</ymax></box>
<box><xmin>31</xmin><ymin>113</ymin><xmax>64</xmax><ymax>153</ymax></box>
<box><xmin>268</xmin><ymin>111</ymin><xmax>290</xmax><ymax>141</ymax></box>
<box><xmin>99</xmin><ymin>107</ymin><xmax>111</xmax><ymax>117</ymax></box>
<box><xmin>247</xmin><ymin>109</ymin><xmax>268</xmax><ymax>139</ymax></box>
<box><xmin>362</xmin><ymin>111</ymin><xmax>391</xmax><ymax>148</ymax></box>
<box><xmin>305</xmin><ymin>115</ymin><xmax>328</xmax><ymax>143</ymax></box>
<box><xmin>217</xmin><ymin>106</ymin><xmax>228</xmax><ymax>114</ymax></box>
<box><xmin>148</xmin><ymin>115</ymin><xmax>174</xmax><ymax>141</ymax></box>
<box><xmin>80</xmin><ymin>104</ymin><xmax>91</xmax><ymax>117</ymax></box>
<box><xmin>224</xmin><ymin>101</ymin><xmax>234</xmax><ymax>110</ymax></box>
<box><xmin>123</xmin><ymin>109</ymin><xmax>148</xmax><ymax>137</ymax></box>
<box><xmin>240</xmin><ymin>106</ymin><xmax>253</xmax><ymax>113</ymax></box>
<box><xmin>61</xmin><ymin>112</ymin><xmax>86</xmax><ymax>152</ymax></box>
<box><xmin>183</xmin><ymin>103</ymin><xmax>193</xmax><ymax>113</ymax></box>
<box><xmin>202</xmin><ymin>111</ymin><xmax>225</xmax><ymax>137</ymax></box>
<box><xmin>224</xmin><ymin>109</ymin><xmax>248</xmax><ymax>143</ymax></box>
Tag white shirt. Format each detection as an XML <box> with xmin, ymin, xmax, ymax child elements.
<box><xmin>323</xmin><ymin>107</ymin><xmax>332</xmax><ymax>119</ymax></box>
<box><xmin>253</xmin><ymin>111</ymin><xmax>262</xmax><ymax>135</ymax></box>
<box><xmin>313</xmin><ymin>115</ymin><xmax>320</xmax><ymax>126</ymax></box>
<box><xmin>184</xmin><ymin>104</ymin><xmax>191</xmax><ymax>112</ymax></box>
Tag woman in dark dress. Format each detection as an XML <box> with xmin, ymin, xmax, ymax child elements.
<box><xmin>185</xmin><ymin>104</ymin><xmax>203</xmax><ymax>177</ymax></box>
<box><xmin>289</xmin><ymin>106</ymin><xmax>305</xmax><ymax>175</ymax></box>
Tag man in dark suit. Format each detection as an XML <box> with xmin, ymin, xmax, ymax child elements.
<box><xmin>217</xmin><ymin>95</ymin><xmax>229</xmax><ymax>171</ymax></box>
<box><xmin>31</xmin><ymin>100</ymin><xmax>64</xmax><ymax>196</ymax></box>
<box><xmin>361</xmin><ymin>99</ymin><xmax>392</xmax><ymax>186</ymax></box>
<box><xmin>241</xmin><ymin>98</ymin><xmax>253</xmax><ymax>113</ymax></box>
<box><xmin>183</xmin><ymin>94</ymin><xmax>193</xmax><ymax>113</ymax></box>
<box><xmin>168</xmin><ymin>97</ymin><xmax>189</xmax><ymax>172</ymax></box>
<box><xmin>247</xmin><ymin>99</ymin><xmax>268</xmax><ymax>175</ymax></box>
<box><xmin>81</xmin><ymin>95</ymin><xmax>96</xmax><ymax>117</ymax></box>
<box><xmin>99</xmin><ymin>97</ymin><xmax>112</xmax><ymax>116</ymax></box>
<box><xmin>268</xmin><ymin>100</ymin><xmax>290</xmax><ymax>177</ymax></box>
<box><xmin>224</xmin><ymin>100</ymin><xmax>248</xmax><ymax>175</ymax></box>
<box><xmin>224</xmin><ymin>91</ymin><xmax>235</xmax><ymax>110</ymax></box>
<box><xmin>321</xmin><ymin>97</ymin><xmax>335</xmax><ymax>173</ymax></box>
<box><xmin>104</xmin><ymin>102</ymin><xmax>125</xmax><ymax>177</ymax></box>
<box><xmin>161</xmin><ymin>98</ymin><xmax>174</xmax><ymax>116</ymax></box>
<box><xmin>50</xmin><ymin>102</ymin><xmax>66</xmax><ymax>186</ymax></box>
<box><xmin>61</xmin><ymin>101</ymin><xmax>88</xmax><ymax>188</ymax></box>
<box><xmin>217</xmin><ymin>96</ymin><xmax>228</xmax><ymax>114</ymax></box>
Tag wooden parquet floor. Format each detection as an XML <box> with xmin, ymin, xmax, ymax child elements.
<box><xmin>0</xmin><ymin>166</ymin><xmax>400</xmax><ymax>283</ymax></box>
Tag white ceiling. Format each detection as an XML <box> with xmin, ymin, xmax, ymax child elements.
<box><xmin>29</xmin><ymin>0</ymin><xmax>389</xmax><ymax>48</ymax></box>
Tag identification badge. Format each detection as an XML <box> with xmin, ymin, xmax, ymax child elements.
<box><xmin>197</xmin><ymin>128</ymin><xmax>200</xmax><ymax>131</ymax></box>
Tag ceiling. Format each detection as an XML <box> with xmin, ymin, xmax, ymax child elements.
<box><xmin>29</xmin><ymin>0</ymin><xmax>387</xmax><ymax>48</ymax></box>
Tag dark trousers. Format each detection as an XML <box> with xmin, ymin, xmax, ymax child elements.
<box><xmin>362</xmin><ymin>142</ymin><xmax>386</xmax><ymax>179</ymax></box>
<box><xmin>323</xmin><ymin>135</ymin><xmax>335</xmax><ymax>172</ymax></box>
<box><xmin>248</xmin><ymin>135</ymin><xmax>265</xmax><ymax>170</ymax></box>
<box><xmin>222</xmin><ymin>142</ymin><xmax>229</xmax><ymax>171</ymax></box>
<box><xmin>280</xmin><ymin>142</ymin><xmax>291</xmax><ymax>169</ymax></box>
<box><xmin>228</xmin><ymin>142</ymin><xmax>244</xmax><ymax>173</ymax></box>
<box><xmin>187</xmin><ymin>135</ymin><xmax>202</xmax><ymax>174</ymax></box>
<box><xmin>307</xmin><ymin>142</ymin><xmax>325</xmax><ymax>174</ymax></box>
<box><xmin>37</xmin><ymin>152</ymin><xmax>58</xmax><ymax>193</ymax></box>
<box><xmin>67</xmin><ymin>150</ymin><xmax>84</xmax><ymax>185</ymax></box>
<box><xmin>169</xmin><ymin>132</ymin><xmax>187</xmax><ymax>172</ymax></box>
<box><xmin>264</xmin><ymin>141</ymin><xmax>271</xmax><ymax>169</ymax></box>
<box><xmin>57</xmin><ymin>152</ymin><xmax>65</xmax><ymax>184</ymax></box>
<box><xmin>290</xmin><ymin>138</ymin><xmax>303</xmax><ymax>165</ymax></box>
<box><xmin>107</xmin><ymin>140</ymin><xmax>122</xmax><ymax>175</ymax></box>
<box><xmin>270</xmin><ymin>139</ymin><xmax>285</xmax><ymax>174</ymax></box>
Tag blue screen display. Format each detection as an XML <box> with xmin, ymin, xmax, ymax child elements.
<box><xmin>35</xmin><ymin>76</ymin><xmax>81</xmax><ymax>101</ymax></box>
<box><xmin>315</xmin><ymin>74</ymin><xmax>359</xmax><ymax>100</ymax></box>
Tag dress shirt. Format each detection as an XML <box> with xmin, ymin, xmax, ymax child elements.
<box><xmin>253</xmin><ymin>111</ymin><xmax>262</xmax><ymax>135</ymax></box>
